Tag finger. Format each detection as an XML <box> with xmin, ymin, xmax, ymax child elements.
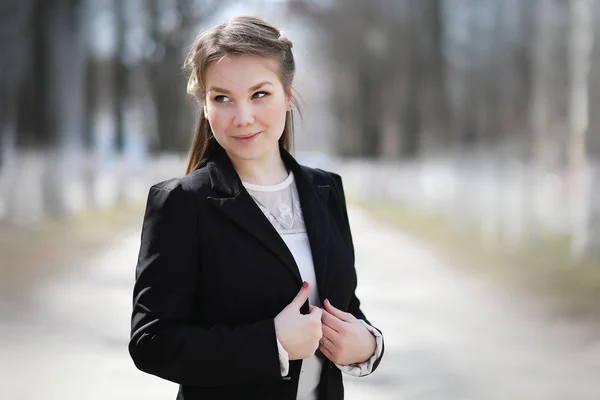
<box><xmin>322</xmin><ymin>324</ymin><xmax>340</xmax><ymax>343</ymax></box>
<box><xmin>309</xmin><ymin>305</ymin><xmax>323</xmax><ymax>319</ymax></box>
<box><xmin>324</xmin><ymin>299</ymin><xmax>352</xmax><ymax>322</ymax></box>
<box><xmin>319</xmin><ymin>336</ymin><xmax>336</xmax><ymax>351</ymax></box>
<box><xmin>321</xmin><ymin>309</ymin><xmax>345</xmax><ymax>333</ymax></box>
<box><xmin>320</xmin><ymin>343</ymin><xmax>336</xmax><ymax>362</ymax></box>
<box><xmin>289</xmin><ymin>281</ymin><xmax>310</xmax><ymax>310</ymax></box>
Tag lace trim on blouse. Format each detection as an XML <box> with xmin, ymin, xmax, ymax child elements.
<box><xmin>242</xmin><ymin>172</ymin><xmax>305</xmax><ymax>235</ymax></box>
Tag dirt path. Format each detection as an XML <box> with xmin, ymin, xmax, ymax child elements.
<box><xmin>1</xmin><ymin>207</ymin><xmax>599</xmax><ymax>399</ymax></box>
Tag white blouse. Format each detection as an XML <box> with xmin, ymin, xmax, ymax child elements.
<box><xmin>242</xmin><ymin>172</ymin><xmax>384</xmax><ymax>400</ymax></box>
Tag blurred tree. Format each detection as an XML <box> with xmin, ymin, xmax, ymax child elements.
<box><xmin>114</xmin><ymin>0</ymin><xmax>127</xmax><ymax>153</ymax></box>
<box><xmin>289</xmin><ymin>0</ymin><xmax>387</xmax><ymax>157</ymax></box>
<box><xmin>290</xmin><ymin>0</ymin><xmax>450</xmax><ymax>159</ymax></box>
<box><xmin>0</xmin><ymin>1</ymin><xmax>32</xmax><ymax>159</ymax></box>
<box><xmin>531</xmin><ymin>0</ymin><xmax>552</xmax><ymax>171</ymax></box>
<box><xmin>144</xmin><ymin>0</ymin><xmax>226</xmax><ymax>153</ymax></box>
<box><xmin>0</xmin><ymin>0</ymin><xmax>230</xmax><ymax>224</ymax></box>
<box><xmin>412</xmin><ymin>0</ymin><xmax>451</xmax><ymax>156</ymax></box>
<box><xmin>38</xmin><ymin>0</ymin><xmax>88</xmax><ymax>216</ymax></box>
<box><xmin>568</xmin><ymin>0</ymin><xmax>596</xmax><ymax>259</ymax></box>
<box><xmin>521</xmin><ymin>0</ymin><xmax>555</xmax><ymax>245</ymax></box>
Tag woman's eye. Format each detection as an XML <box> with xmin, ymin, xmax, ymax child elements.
<box><xmin>252</xmin><ymin>91</ymin><xmax>269</xmax><ymax>99</ymax></box>
<box><xmin>214</xmin><ymin>95</ymin><xmax>231</xmax><ymax>103</ymax></box>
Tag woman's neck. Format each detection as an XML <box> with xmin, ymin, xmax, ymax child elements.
<box><xmin>229</xmin><ymin>146</ymin><xmax>289</xmax><ymax>186</ymax></box>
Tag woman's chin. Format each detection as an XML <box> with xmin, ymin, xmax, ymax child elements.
<box><xmin>227</xmin><ymin>146</ymin><xmax>268</xmax><ymax>162</ymax></box>
<box><xmin>226</xmin><ymin>141</ymin><xmax>278</xmax><ymax>162</ymax></box>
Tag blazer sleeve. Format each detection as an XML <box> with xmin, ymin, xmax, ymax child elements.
<box><xmin>129</xmin><ymin>180</ymin><xmax>282</xmax><ymax>387</ymax></box>
<box><xmin>325</xmin><ymin>171</ymin><xmax>385</xmax><ymax>374</ymax></box>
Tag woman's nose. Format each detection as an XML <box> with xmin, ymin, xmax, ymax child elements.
<box><xmin>233</xmin><ymin>103</ymin><xmax>254</xmax><ymax>127</ymax></box>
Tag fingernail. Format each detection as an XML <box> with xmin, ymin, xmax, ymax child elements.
<box><xmin>302</xmin><ymin>281</ymin><xmax>308</xmax><ymax>289</ymax></box>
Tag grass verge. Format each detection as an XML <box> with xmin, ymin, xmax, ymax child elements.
<box><xmin>354</xmin><ymin>200</ymin><xmax>600</xmax><ymax>324</ymax></box>
<box><xmin>0</xmin><ymin>201</ymin><xmax>146</xmax><ymax>291</ymax></box>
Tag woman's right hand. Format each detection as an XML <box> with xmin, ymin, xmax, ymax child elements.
<box><xmin>274</xmin><ymin>282</ymin><xmax>322</xmax><ymax>360</ymax></box>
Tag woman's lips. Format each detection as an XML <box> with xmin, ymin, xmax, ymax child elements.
<box><xmin>233</xmin><ymin>131</ymin><xmax>261</xmax><ymax>143</ymax></box>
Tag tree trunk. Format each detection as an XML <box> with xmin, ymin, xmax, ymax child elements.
<box><xmin>568</xmin><ymin>0</ymin><xmax>595</xmax><ymax>260</ymax></box>
<box><xmin>524</xmin><ymin>0</ymin><xmax>553</xmax><ymax>244</ymax></box>
<box><xmin>42</xmin><ymin>0</ymin><xmax>87</xmax><ymax>219</ymax></box>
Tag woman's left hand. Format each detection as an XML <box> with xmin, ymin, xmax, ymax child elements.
<box><xmin>318</xmin><ymin>299</ymin><xmax>376</xmax><ymax>366</ymax></box>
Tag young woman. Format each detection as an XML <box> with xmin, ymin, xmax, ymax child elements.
<box><xmin>129</xmin><ymin>16</ymin><xmax>384</xmax><ymax>400</ymax></box>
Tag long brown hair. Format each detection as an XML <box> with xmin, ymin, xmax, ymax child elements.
<box><xmin>183</xmin><ymin>16</ymin><xmax>297</xmax><ymax>174</ymax></box>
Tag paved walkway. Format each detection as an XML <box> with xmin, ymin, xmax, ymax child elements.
<box><xmin>1</xmin><ymin>207</ymin><xmax>599</xmax><ymax>399</ymax></box>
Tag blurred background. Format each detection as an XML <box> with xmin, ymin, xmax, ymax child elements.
<box><xmin>2</xmin><ymin>0</ymin><xmax>600</xmax><ymax>399</ymax></box>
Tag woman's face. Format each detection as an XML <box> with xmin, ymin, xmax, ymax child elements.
<box><xmin>203</xmin><ymin>55</ymin><xmax>292</xmax><ymax>165</ymax></box>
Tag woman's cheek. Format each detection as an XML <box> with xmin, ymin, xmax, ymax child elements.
<box><xmin>207</xmin><ymin>108</ymin><xmax>229</xmax><ymax>131</ymax></box>
<box><xmin>256</xmin><ymin>102</ymin><xmax>283</xmax><ymax>122</ymax></box>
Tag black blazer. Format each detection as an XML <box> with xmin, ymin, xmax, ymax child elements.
<box><xmin>129</xmin><ymin>146</ymin><xmax>384</xmax><ymax>400</ymax></box>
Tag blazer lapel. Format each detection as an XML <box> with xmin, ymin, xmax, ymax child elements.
<box><xmin>206</xmin><ymin>148</ymin><xmax>302</xmax><ymax>284</ymax></box>
<box><xmin>281</xmin><ymin>150</ymin><xmax>331</xmax><ymax>303</ymax></box>
<box><xmin>204</xmin><ymin>146</ymin><xmax>332</xmax><ymax>299</ymax></box>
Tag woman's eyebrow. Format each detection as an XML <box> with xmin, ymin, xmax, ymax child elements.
<box><xmin>208</xmin><ymin>81</ymin><xmax>274</xmax><ymax>94</ymax></box>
